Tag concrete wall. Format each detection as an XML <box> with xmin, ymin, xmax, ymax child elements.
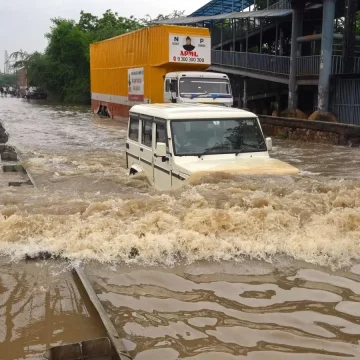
<box><xmin>259</xmin><ymin>115</ymin><xmax>360</xmax><ymax>146</ymax></box>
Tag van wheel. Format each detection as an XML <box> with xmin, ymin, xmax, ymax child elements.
<box><xmin>98</xmin><ymin>105</ymin><xmax>110</xmax><ymax>117</ymax></box>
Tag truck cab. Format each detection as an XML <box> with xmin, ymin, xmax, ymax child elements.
<box><xmin>126</xmin><ymin>104</ymin><xmax>298</xmax><ymax>191</ymax></box>
<box><xmin>164</xmin><ymin>72</ymin><xmax>233</xmax><ymax>107</ymax></box>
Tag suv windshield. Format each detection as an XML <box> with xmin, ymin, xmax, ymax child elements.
<box><xmin>171</xmin><ymin>118</ymin><xmax>266</xmax><ymax>156</ymax></box>
<box><xmin>179</xmin><ymin>77</ymin><xmax>231</xmax><ymax>95</ymax></box>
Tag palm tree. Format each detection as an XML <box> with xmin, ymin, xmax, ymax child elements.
<box><xmin>10</xmin><ymin>50</ymin><xmax>29</xmax><ymax>69</ymax></box>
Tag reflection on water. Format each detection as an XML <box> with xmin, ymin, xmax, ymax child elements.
<box><xmin>87</xmin><ymin>262</ymin><xmax>360</xmax><ymax>359</ymax></box>
<box><xmin>1</xmin><ymin>98</ymin><xmax>360</xmax><ymax>358</ymax></box>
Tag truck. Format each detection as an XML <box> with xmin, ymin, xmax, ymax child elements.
<box><xmin>90</xmin><ymin>25</ymin><xmax>233</xmax><ymax>120</ymax></box>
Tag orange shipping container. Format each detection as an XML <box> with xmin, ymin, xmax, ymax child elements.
<box><xmin>90</xmin><ymin>25</ymin><xmax>210</xmax><ymax>120</ymax></box>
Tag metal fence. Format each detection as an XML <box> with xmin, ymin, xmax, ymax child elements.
<box><xmin>212</xmin><ymin>50</ymin><xmax>360</xmax><ymax>76</ymax></box>
<box><xmin>296</xmin><ymin>56</ymin><xmax>320</xmax><ymax>75</ymax></box>
<box><xmin>267</xmin><ymin>0</ymin><xmax>291</xmax><ymax>10</ymax></box>
<box><xmin>354</xmin><ymin>57</ymin><xmax>360</xmax><ymax>73</ymax></box>
<box><xmin>212</xmin><ymin>50</ymin><xmax>291</xmax><ymax>75</ymax></box>
<box><xmin>332</xmin><ymin>56</ymin><xmax>344</xmax><ymax>74</ymax></box>
<box><xmin>296</xmin><ymin>56</ymin><xmax>345</xmax><ymax>75</ymax></box>
<box><xmin>331</xmin><ymin>79</ymin><xmax>360</xmax><ymax>125</ymax></box>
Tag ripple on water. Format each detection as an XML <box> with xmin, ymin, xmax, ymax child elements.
<box><xmin>86</xmin><ymin>263</ymin><xmax>360</xmax><ymax>359</ymax></box>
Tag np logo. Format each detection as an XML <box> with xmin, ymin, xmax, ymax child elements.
<box><xmin>173</xmin><ymin>37</ymin><xmax>204</xmax><ymax>43</ymax></box>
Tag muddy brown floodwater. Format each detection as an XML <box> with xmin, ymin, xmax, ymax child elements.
<box><xmin>1</xmin><ymin>97</ymin><xmax>360</xmax><ymax>359</ymax></box>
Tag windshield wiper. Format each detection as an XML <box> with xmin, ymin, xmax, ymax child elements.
<box><xmin>235</xmin><ymin>142</ymin><xmax>265</xmax><ymax>156</ymax></box>
<box><xmin>189</xmin><ymin>92</ymin><xmax>208</xmax><ymax>99</ymax></box>
<box><xmin>198</xmin><ymin>148</ymin><xmax>213</xmax><ymax>158</ymax></box>
<box><xmin>209</xmin><ymin>94</ymin><xmax>232</xmax><ymax>99</ymax></box>
<box><xmin>198</xmin><ymin>145</ymin><xmax>230</xmax><ymax>158</ymax></box>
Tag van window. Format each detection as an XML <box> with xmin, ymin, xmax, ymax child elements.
<box><xmin>129</xmin><ymin>117</ymin><xmax>139</xmax><ymax>142</ymax></box>
<box><xmin>170</xmin><ymin>80</ymin><xmax>178</xmax><ymax>96</ymax></box>
<box><xmin>165</xmin><ymin>79</ymin><xmax>170</xmax><ymax>93</ymax></box>
<box><xmin>141</xmin><ymin>120</ymin><xmax>152</xmax><ymax>147</ymax></box>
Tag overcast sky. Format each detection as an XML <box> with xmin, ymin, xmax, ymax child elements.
<box><xmin>0</xmin><ymin>0</ymin><xmax>205</xmax><ymax>71</ymax></box>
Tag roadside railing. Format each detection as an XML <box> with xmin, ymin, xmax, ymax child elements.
<box><xmin>212</xmin><ymin>50</ymin><xmax>360</xmax><ymax>76</ymax></box>
<box><xmin>354</xmin><ymin>57</ymin><xmax>360</xmax><ymax>73</ymax></box>
<box><xmin>212</xmin><ymin>50</ymin><xmax>290</xmax><ymax>75</ymax></box>
<box><xmin>296</xmin><ymin>56</ymin><xmax>320</xmax><ymax>75</ymax></box>
<box><xmin>332</xmin><ymin>56</ymin><xmax>344</xmax><ymax>74</ymax></box>
<box><xmin>266</xmin><ymin>0</ymin><xmax>291</xmax><ymax>10</ymax></box>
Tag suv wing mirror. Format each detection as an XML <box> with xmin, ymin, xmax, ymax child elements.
<box><xmin>156</xmin><ymin>142</ymin><xmax>167</xmax><ymax>157</ymax></box>
<box><xmin>266</xmin><ymin>137</ymin><xmax>272</xmax><ymax>151</ymax></box>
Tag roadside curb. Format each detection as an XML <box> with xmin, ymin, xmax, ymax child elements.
<box><xmin>0</xmin><ymin>120</ymin><xmax>37</xmax><ymax>189</ymax></box>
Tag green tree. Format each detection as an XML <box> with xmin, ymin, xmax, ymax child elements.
<box><xmin>48</xmin><ymin>18</ymin><xmax>92</xmax><ymax>102</ymax></box>
<box><xmin>0</xmin><ymin>73</ymin><xmax>17</xmax><ymax>88</ymax></box>
<box><xmin>91</xmin><ymin>10</ymin><xmax>141</xmax><ymax>41</ymax></box>
<box><xmin>10</xmin><ymin>49</ymin><xmax>29</xmax><ymax>68</ymax></box>
<box><xmin>77</xmin><ymin>11</ymin><xmax>98</xmax><ymax>32</ymax></box>
<box><xmin>254</xmin><ymin>0</ymin><xmax>278</xmax><ymax>10</ymax></box>
<box><xmin>140</xmin><ymin>10</ymin><xmax>185</xmax><ymax>26</ymax></box>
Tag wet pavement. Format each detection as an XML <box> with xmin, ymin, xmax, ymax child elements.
<box><xmin>1</xmin><ymin>97</ymin><xmax>360</xmax><ymax>359</ymax></box>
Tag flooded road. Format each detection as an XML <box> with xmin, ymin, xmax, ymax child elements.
<box><xmin>1</xmin><ymin>97</ymin><xmax>360</xmax><ymax>359</ymax></box>
<box><xmin>87</xmin><ymin>262</ymin><xmax>360</xmax><ymax>360</ymax></box>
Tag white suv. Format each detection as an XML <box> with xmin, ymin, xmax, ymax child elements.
<box><xmin>126</xmin><ymin>103</ymin><xmax>298</xmax><ymax>191</ymax></box>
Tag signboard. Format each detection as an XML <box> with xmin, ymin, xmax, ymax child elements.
<box><xmin>169</xmin><ymin>34</ymin><xmax>211</xmax><ymax>65</ymax></box>
<box><xmin>128</xmin><ymin>67</ymin><xmax>144</xmax><ymax>101</ymax></box>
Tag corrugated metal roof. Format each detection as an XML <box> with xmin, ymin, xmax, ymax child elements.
<box><xmin>155</xmin><ymin>9</ymin><xmax>292</xmax><ymax>25</ymax></box>
<box><xmin>191</xmin><ymin>0</ymin><xmax>254</xmax><ymax>17</ymax></box>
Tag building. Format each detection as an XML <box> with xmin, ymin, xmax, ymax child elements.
<box><xmin>159</xmin><ymin>0</ymin><xmax>360</xmax><ymax>124</ymax></box>
<box><xmin>17</xmin><ymin>68</ymin><xmax>27</xmax><ymax>96</ymax></box>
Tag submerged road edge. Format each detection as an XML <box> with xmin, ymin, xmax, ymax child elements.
<box><xmin>73</xmin><ymin>267</ymin><xmax>132</xmax><ymax>360</ymax></box>
<box><xmin>17</xmin><ymin>152</ymin><xmax>38</xmax><ymax>190</ymax></box>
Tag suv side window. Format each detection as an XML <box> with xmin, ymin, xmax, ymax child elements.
<box><xmin>156</xmin><ymin>122</ymin><xmax>168</xmax><ymax>150</ymax></box>
<box><xmin>141</xmin><ymin>120</ymin><xmax>153</xmax><ymax>148</ymax></box>
<box><xmin>129</xmin><ymin>117</ymin><xmax>139</xmax><ymax>142</ymax></box>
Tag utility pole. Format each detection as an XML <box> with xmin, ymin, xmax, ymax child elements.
<box><xmin>288</xmin><ymin>1</ymin><xmax>304</xmax><ymax>110</ymax></box>
<box><xmin>4</xmin><ymin>51</ymin><xmax>10</xmax><ymax>74</ymax></box>
<box><xmin>5</xmin><ymin>51</ymin><xmax>8</xmax><ymax>74</ymax></box>
<box><xmin>317</xmin><ymin>0</ymin><xmax>336</xmax><ymax>112</ymax></box>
